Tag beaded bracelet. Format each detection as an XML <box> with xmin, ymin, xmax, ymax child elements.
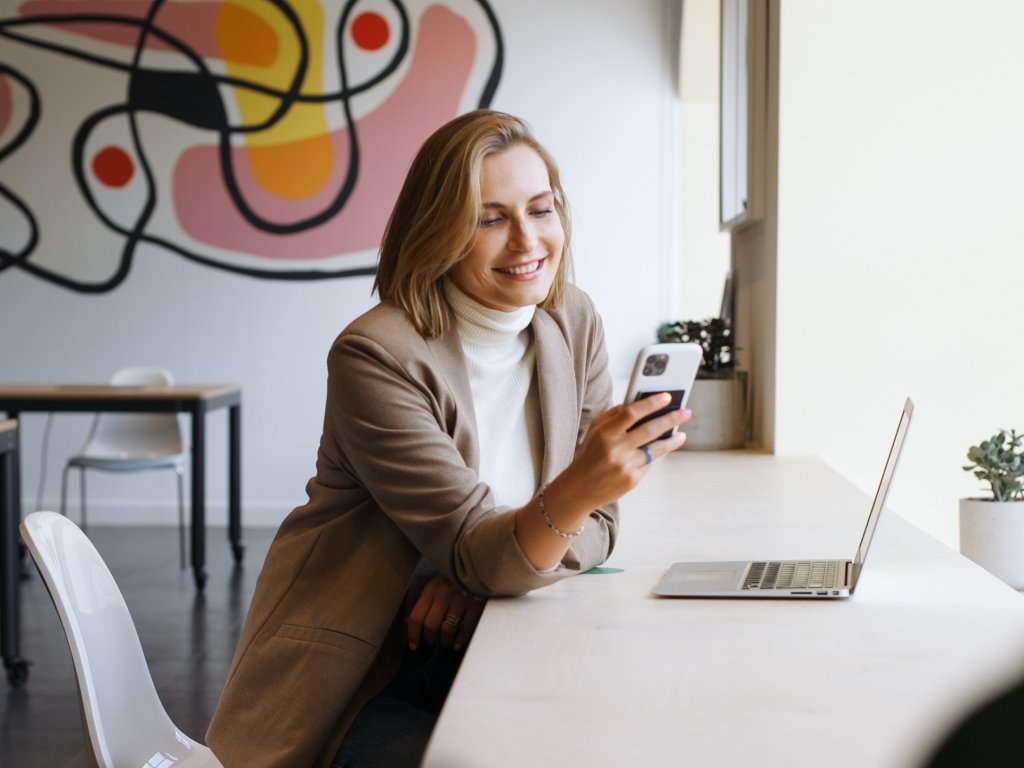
<box><xmin>538</xmin><ymin>483</ymin><xmax>585</xmax><ymax>539</ymax></box>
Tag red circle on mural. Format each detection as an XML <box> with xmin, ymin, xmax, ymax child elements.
<box><xmin>92</xmin><ymin>146</ymin><xmax>134</xmax><ymax>188</ymax></box>
<box><xmin>352</xmin><ymin>12</ymin><xmax>389</xmax><ymax>50</ymax></box>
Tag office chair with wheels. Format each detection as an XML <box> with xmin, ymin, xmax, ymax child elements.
<box><xmin>19</xmin><ymin>511</ymin><xmax>223</xmax><ymax>768</ymax></box>
<box><xmin>61</xmin><ymin>367</ymin><xmax>188</xmax><ymax>568</ymax></box>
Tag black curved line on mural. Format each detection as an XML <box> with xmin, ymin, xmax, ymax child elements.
<box><xmin>2</xmin><ymin>0</ymin><xmax>164</xmax><ymax>293</ymax></box>
<box><xmin>0</xmin><ymin>63</ymin><xmax>41</xmax><ymax>275</ymax></box>
<box><xmin>475</xmin><ymin>0</ymin><xmax>504</xmax><ymax>108</ymax></box>
<box><xmin>0</xmin><ymin>0</ymin><xmax>505</xmax><ymax>289</ymax></box>
<box><xmin>138</xmin><ymin>233</ymin><xmax>379</xmax><ymax>280</ymax></box>
<box><xmin>115</xmin><ymin>1</ymin><xmax>165</xmax><ymax>292</ymax></box>
<box><xmin>60</xmin><ymin>104</ymin><xmax>143</xmax><ymax>291</ymax></box>
<box><xmin>0</xmin><ymin>5</ymin><xmax>310</xmax><ymax>136</ymax></box>
<box><xmin>0</xmin><ymin>182</ymin><xmax>40</xmax><ymax>274</ymax></box>
<box><xmin>16</xmin><ymin>0</ymin><xmax>167</xmax><ymax>294</ymax></box>
<box><xmin>0</xmin><ymin>63</ymin><xmax>40</xmax><ymax>163</ymax></box>
<box><xmin>0</xmin><ymin>7</ymin><xmax>407</xmax><ymax>109</ymax></box>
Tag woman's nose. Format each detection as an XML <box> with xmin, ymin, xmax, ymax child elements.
<box><xmin>508</xmin><ymin>217</ymin><xmax>538</xmax><ymax>252</ymax></box>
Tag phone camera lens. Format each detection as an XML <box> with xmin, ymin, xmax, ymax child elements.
<box><xmin>643</xmin><ymin>354</ymin><xmax>668</xmax><ymax>376</ymax></box>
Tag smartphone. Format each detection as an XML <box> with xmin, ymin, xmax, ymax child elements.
<box><xmin>624</xmin><ymin>343</ymin><xmax>703</xmax><ymax>445</ymax></box>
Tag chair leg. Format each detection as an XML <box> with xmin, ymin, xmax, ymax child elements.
<box><xmin>175</xmin><ymin>468</ymin><xmax>187</xmax><ymax>570</ymax></box>
<box><xmin>60</xmin><ymin>464</ymin><xmax>71</xmax><ymax>517</ymax></box>
<box><xmin>79</xmin><ymin>467</ymin><xmax>88</xmax><ymax>532</ymax></box>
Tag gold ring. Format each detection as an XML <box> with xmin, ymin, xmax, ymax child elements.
<box><xmin>443</xmin><ymin>613</ymin><xmax>461</xmax><ymax>626</ymax></box>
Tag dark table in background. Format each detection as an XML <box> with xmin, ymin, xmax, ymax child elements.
<box><xmin>1</xmin><ymin>418</ymin><xmax>27</xmax><ymax>686</ymax></box>
<box><xmin>0</xmin><ymin>385</ymin><xmax>244</xmax><ymax>601</ymax></box>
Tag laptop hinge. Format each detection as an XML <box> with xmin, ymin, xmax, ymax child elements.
<box><xmin>844</xmin><ymin>560</ymin><xmax>853</xmax><ymax>588</ymax></box>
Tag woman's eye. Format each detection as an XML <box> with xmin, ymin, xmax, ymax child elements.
<box><xmin>530</xmin><ymin>208</ymin><xmax>554</xmax><ymax>217</ymax></box>
<box><xmin>479</xmin><ymin>216</ymin><xmax>503</xmax><ymax>227</ymax></box>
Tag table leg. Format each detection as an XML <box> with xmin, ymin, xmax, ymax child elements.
<box><xmin>228</xmin><ymin>404</ymin><xmax>244</xmax><ymax>564</ymax></box>
<box><xmin>1</xmin><ymin>440</ymin><xmax>29</xmax><ymax>687</ymax></box>
<box><xmin>190</xmin><ymin>408</ymin><xmax>207</xmax><ymax>591</ymax></box>
<box><xmin>8</xmin><ymin>411</ymin><xmax>26</xmax><ymax>571</ymax></box>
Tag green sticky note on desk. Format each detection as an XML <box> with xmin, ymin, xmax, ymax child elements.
<box><xmin>583</xmin><ymin>566</ymin><xmax>624</xmax><ymax>575</ymax></box>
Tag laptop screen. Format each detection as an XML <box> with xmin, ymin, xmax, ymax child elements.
<box><xmin>852</xmin><ymin>398</ymin><xmax>914</xmax><ymax>585</ymax></box>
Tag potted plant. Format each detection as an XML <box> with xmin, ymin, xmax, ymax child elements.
<box><xmin>960</xmin><ymin>429</ymin><xmax>1024</xmax><ymax>589</ymax></box>
<box><xmin>656</xmin><ymin>318</ymin><xmax>747</xmax><ymax>450</ymax></box>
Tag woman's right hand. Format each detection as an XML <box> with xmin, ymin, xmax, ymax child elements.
<box><xmin>561</xmin><ymin>393</ymin><xmax>690</xmax><ymax>510</ymax></box>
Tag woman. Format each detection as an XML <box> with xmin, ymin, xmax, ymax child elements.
<box><xmin>206</xmin><ymin>110</ymin><xmax>689</xmax><ymax>767</ymax></box>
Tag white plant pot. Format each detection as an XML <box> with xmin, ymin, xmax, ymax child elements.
<box><xmin>683</xmin><ymin>373</ymin><xmax>747</xmax><ymax>450</ymax></box>
<box><xmin>959</xmin><ymin>498</ymin><xmax>1024</xmax><ymax>589</ymax></box>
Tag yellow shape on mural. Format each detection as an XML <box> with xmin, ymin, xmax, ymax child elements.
<box><xmin>217</xmin><ymin>0</ymin><xmax>333</xmax><ymax>199</ymax></box>
<box><xmin>245</xmin><ymin>133</ymin><xmax>335</xmax><ymax>200</ymax></box>
<box><xmin>214</xmin><ymin>4</ymin><xmax>279</xmax><ymax>67</ymax></box>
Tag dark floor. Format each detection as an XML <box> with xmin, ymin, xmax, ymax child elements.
<box><xmin>1</xmin><ymin>525</ymin><xmax>276</xmax><ymax>766</ymax></box>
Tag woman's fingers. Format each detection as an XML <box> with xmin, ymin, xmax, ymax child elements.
<box><xmin>635</xmin><ymin>431</ymin><xmax>688</xmax><ymax>466</ymax></box>
<box><xmin>624</xmin><ymin>408</ymin><xmax>690</xmax><ymax>451</ymax></box>
<box><xmin>438</xmin><ymin>591</ymin><xmax>467</xmax><ymax>650</ymax></box>
<box><xmin>611</xmin><ymin>393</ymin><xmax>674</xmax><ymax>432</ymax></box>
<box><xmin>591</xmin><ymin>394</ymin><xmax>668</xmax><ymax>435</ymax></box>
<box><xmin>406</xmin><ymin>576</ymin><xmax>485</xmax><ymax>652</ymax></box>
<box><xmin>405</xmin><ymin>579</ymin><xmax>437</xmax><ymax>650</ymax></box>
<box><xmin>422</xmin><ymin>587</ymin><xmax>451</xmax><ymax>648</ymax></box>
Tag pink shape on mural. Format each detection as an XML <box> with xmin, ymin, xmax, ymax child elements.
<box><xmin>18</xmin><ymin>0</ymin><xmax>225</xmax><ymax>60</ymax></box>
<box><xmin>172</xmin><ymin>5</ymin><xmax>476</xmax><ymax>261</ymax></box>
<box><xmin>0</xmin><ymin>75</ymin><xmax>11</xmax><ymax>138</ymax></box>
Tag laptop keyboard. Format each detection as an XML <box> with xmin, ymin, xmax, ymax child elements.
<box><xmin>744</xmin><ymin>560</ymin><xmax>841</xmax><ymax>590</ymax></box>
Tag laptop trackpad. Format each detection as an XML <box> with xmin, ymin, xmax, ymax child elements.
<box><xmin>653</xmin><ymin>562</ymin><xmax>748</xmax><ymax>596</ymax></box>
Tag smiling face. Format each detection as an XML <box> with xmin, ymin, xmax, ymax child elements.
<box><xmin>449</xmin><ymin>144</ymin><xmax>565</xmax><ymax>312</ymax></box>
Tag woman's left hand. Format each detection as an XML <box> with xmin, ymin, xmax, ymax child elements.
<box><xmin>406</xmin><ymin>575</ymin><xmax>485</xmax><ymax>652</ymax></box>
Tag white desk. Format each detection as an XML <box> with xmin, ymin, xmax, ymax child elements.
<box><xmin>423</xmin><ymin>452</ymin><xmax>1024</xmax><ymax>767</ymax></box>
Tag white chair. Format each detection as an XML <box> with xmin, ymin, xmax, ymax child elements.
<box><xmin>19</xmin><ymin>511</ymin><xmax>223</xmax><ymax>768</ymax></box>
<box><xmin>61</xmin><ymin>367</ymin><xmax>188</xmax><ymax>568</ymax></box>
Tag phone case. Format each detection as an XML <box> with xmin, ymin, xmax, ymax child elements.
<box><xmin>624</xmin><ymin>343</ymin><xmax>703</xmax><ymax>446</ymax></box>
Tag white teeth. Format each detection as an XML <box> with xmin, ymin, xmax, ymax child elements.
<box><xmin>498</xmin><ymin>259</ymin><xmax>543</xmax><ymax>275</ymax></box>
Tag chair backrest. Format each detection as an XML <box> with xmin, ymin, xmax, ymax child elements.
<box><xmin>84</xmin><ymin>368</ymin><xmax>184</xmax><ymax>458</ymax></box>
<box><xmin>20</xmin><ymin>512</ymin><xmax>209</xmax><ymax>767</ymax></box>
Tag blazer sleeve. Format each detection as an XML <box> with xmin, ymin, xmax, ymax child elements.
<box><xmin>325</xmin><ymin>332</ymin><xmax>572</xmax><ymax>598</ymax></box>
<box><xmin>560</xmin><ymin>303</ymin><xmax>620</xmax><ymax>573</ymax></box>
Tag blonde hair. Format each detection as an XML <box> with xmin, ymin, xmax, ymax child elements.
<box><xmin>373</xmin><ymin>110</ymin><xmax>573</xmax><ymax>338</ymax></box>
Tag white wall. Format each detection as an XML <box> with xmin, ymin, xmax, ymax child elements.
<box><xmin>775</xmin><ymin>0</ymin><xmax>1024</xmax><ymax>546</ymax></box>
<box><xmin>0</xmin><ymin>0</ymin><xmax>682</xmax><ymax>526</ymax></box>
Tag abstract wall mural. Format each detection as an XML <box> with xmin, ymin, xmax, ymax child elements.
<box><xmin>0</xmin><ymin>0</ymin><xmax>503</xmax><ymax>292</ymax></box>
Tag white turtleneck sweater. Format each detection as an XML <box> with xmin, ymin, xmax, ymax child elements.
<box><xmin>443</xmin><ymin>277</ymin><xmax>543</xmax><ymax>510</ymax></box>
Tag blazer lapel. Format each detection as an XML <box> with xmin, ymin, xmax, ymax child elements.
<box><xmin>425</xmin><ymin>326</ymin><xmax>480</xmax><ymax>473</ymax></box>
<box><xmin>532</xmin><ymin>309</ymin><xmax>579</xmax><ymax>484</ymax></box>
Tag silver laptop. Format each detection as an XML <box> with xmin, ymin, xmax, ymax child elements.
<box><xmin>654</xmin><ymin>398</ymin><xmax>913</xmax><ymax>599</ymax></box>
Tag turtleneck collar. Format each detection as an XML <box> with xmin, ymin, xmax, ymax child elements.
<box><xmin>443</xmin><ymin>276</ymin><xmax>536</xmax><ymax>345</ymax></box>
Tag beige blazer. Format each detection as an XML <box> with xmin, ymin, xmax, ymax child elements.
<box><xmin>206</xmin><ymin>284</ymin><xmax>619</xmax><ymax>767</ymax></box>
